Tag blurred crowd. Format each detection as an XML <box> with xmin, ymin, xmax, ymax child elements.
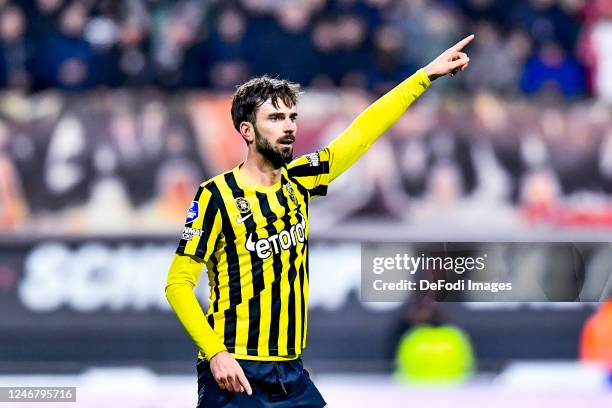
<box><xmin>0</xmin><ymin>87</ymin><xmax>611</xmax><ymax>234</ymax></box>
<box><xmin>0</xmin><ymin>0</ymin><xmax>610</xmax><ymax>100</ymax></box>
<box><xmin>0</xmin><ymin>0</ymin><xmax>611</xmax><ymax>235</ymax></box>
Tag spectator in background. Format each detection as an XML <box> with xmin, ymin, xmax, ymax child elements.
<box><xmin>206</xmin><ymin>7</ymin><xmax>251</xmax><ymax>90</ymax></box>
<box><xmin>0</xmin><ymin>0</ymin><xmax>591</xmax><ymax>94</ymax></box>
<box><xmin>116</xmin><ymin>17</ymin><xmax>153</xmax><ymax>86</ymax></box>
<box><xmin>310</xmin><ymin>16</ymin><xmax>338</xmax><ymax>88</ymax></box>
<box><xmin>333</xmin><ymin>14</ymin><xmax>370</xmax><ymax>87</ymax></box>
<box><xmin>365</xmin><ymin>23</ymin><xmax>416</xmax><ymax>93</ymax></box>
<box><xmin>393</xmin><ymin>0</ymin><xmax>461</xmax><ymax>91</ymax></box>
<box><xmin>23</xmin><ymin>0</ymin><xmax>64</xmax><ymax>40</ymax></box>
<box><xmin>0</xmin><ymin>0</ymin><xmax>607</xmax><ymax>234</ymax></box>
<box><xmin>244</xmin><ymin>0</ymin><xmax>319</xmax><ymax>85</ymax></box>
<box><xmin>35</xmin><ymin>2</ymin><xmax>93</xmax><ymax>90</ymax></box>
<box><xmin>82</xmin><ymin>0</ymin><xmax>122</xmax><ymax>87</ymax></box>
<box><xmin>0</xmin><ymin>5</ymin><xmax>32</xmax><ymax>89</ymax></box>
<box><xmin>456</xmin><ymin>0</ymin><xmax>515</xmax><ymax>24</ymax></box>
<box><xmin>329</xmin><ymin>0</ymin><xmax>383</xmax><ymax>29</ymax></box>
<box><xmin>521</xmin><ymin>41</ymin><xmax>586</xmax><ymax>97</ymax></box>
<box><xmin>151</xmin><ymin>0</ymin><xmax>205</xmax><ymax>88</ymax></box>
<box><xmin>390</xmin><ymin>297</ymin><xmax>475</xmax><ymax>383</ymax></box>
<box><xmin>510</xmin><ymin>0</ymin><xmax>582</xmax><ymax>51</ymax></box>
<box><xmin>462</xmin><ymin>23</ymin><xmax>530</xmax><ymax>95</ymax></box>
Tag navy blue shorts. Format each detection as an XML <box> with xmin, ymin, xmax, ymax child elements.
<box><xmin>196</xmin><ymin>357</ymin><xmax>327</xmax><ymax>408</ymax></box>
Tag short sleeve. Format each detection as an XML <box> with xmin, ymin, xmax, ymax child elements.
<box><xmin>176</xmin><ymin>184</ymin><xmax>222</xmax><ymax>261</ymax></box>
<box><xmin>286</xmin><ymin>148</ymin><xmax>331</xmax><ymax>199</ymax></box>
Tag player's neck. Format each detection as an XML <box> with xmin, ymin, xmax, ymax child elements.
<box><xmin>239</xmin><ymin>154</ymin><xmax>282</xmax><ymax>187</ymax></box>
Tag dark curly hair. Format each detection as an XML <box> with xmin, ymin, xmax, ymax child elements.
<box><xmin>231</xmin><ymin>76</ymin><xmax>301</xmax><ymax>132</ymax></box>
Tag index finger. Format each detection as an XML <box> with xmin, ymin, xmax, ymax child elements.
<box><xmin>451</xmin><ymin>34</ymin><xmax>475</xmax><ymax>51</ymax></box>
<box><xmin>238</xmin><ymin>371</ymin><xmax>253</xmax><ymax>396</ymax></box>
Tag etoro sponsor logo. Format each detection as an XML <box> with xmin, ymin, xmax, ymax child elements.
<box><xmin>245</xmin><ymin>214</ymin><xmax>306</xmax><ymax>259</ymax></box>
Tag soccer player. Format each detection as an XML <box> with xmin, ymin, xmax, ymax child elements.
<box><xmin>166</xmin><ymin>35</ymin><xmax>474</xmax><ymax>407</ymax></box>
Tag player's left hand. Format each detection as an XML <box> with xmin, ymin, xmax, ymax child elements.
<box><xmin>423</xmin><ymin>34</ymin><xmax>474</xmax><ymax>81</ymax></box>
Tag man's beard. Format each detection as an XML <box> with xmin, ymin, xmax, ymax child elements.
<box><xmin>254</xmin><ymin>126</ymin><xmax>293</xmax><ymax>169</ymax></box>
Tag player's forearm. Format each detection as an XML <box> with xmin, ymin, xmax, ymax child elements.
<box><xmin>165</xmin><ymin>254</ymin><xmax>227</xmax><ymax>360</ymax></box>
<box><xmin>326</xmin><ymin>68</ymin><xmax>431</xmax><ymax>181</ymax></box>
<box><xmin>166</xmin><ymin>283</ymin><xmax>227</xmax><ymax>359</ymax></box>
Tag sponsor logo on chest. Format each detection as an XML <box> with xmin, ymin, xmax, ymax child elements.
<box><xmin>245</xmin><ymin>213</ymin><xmax>306</xmax><ymax>259</ymax></box>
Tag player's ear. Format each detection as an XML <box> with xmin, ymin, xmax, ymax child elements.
<box><xmin>240</xmin><ymin>121</ymin><xmax>254</xmax><ymax>144</ymax></box>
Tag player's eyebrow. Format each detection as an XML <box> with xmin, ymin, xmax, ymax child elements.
<box><xmin>268</xmin><ymin>112</ymin><xmax>298</xmax><ymax>118</ymax></box>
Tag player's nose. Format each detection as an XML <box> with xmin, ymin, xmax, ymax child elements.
<box><xmin>283</xmin><ymin>117</ymin><xmax>296</xmax><ymax>132</ymax></box>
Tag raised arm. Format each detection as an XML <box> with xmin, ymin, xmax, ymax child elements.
<box><xmin>326</xmin><ymin>35</ymin><xmax>474</xmax><ymax>182</ymax></box>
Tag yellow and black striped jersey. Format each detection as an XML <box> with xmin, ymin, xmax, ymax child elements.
<box><xmin>166</xmin><ymin>68</ymin><xmax>431</xmax><ymax>362</ymax></box>
<box><xmin>176</xmin><ymin>149</ymin><xmax>331</xmax><ymax>359</ymax></box>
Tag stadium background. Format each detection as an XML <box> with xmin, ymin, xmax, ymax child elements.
<box><xmin>0</xmin><ymin>0</ymin><xmax>611</xmax><ymax>406</ymax></box>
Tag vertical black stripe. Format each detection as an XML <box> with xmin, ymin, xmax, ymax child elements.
<box><xmin>285</xmin><ymin>172</ymin><xmax>309</xmax><ymax>351</ymax></box>
<box><xmin>194</xmin><ymin>186</ymin><xmax>205</xmax><ymax>200</ymax></box>
<box><xmin>224</xmin><ymin>173</ymin><xmax>264</xmax><ymax>356</ymax></box>
<box><xmin>207</xmin><ymin>252</ymin><xmax>220</xmax><ymax>330</ymax></box>
<box><xmin>209</xmin><ymin>252</ymin><xmax>220</xmax><ymax>313</ymax></box>
<box><xmin>277</xmin><ymin>177</ymin><xmax>298</xmax><ymax>355</ymax></box>
<box><xmin>194</xmin><ymin>193</ymin><xmax>220</xmax><ymax>257</ymax></box>
<box><xmin>298</xmin><ymin>261</ymin><xmax>306</xmax><ymax>348</ymax></box>
<box><xmin>208</xmin><ymin>181</ymin><xmax>240</xmax><ymax>352</ymax></box>
<box><xmin>192</xmin><ymin>184</ymin><xmax>218</xmax><ymax>331</ymax></box>
<box><xmin>256</xmin><ymin>191</ymin><xmax>283</xmax><ymax>356</ymax></box>
<box><xmin>304</xmin><ymin>240</ymin><xmax>310</xmax><ymax>347</ymax></box>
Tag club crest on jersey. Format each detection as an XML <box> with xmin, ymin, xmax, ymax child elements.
<box><xmin>235</xmin><ymin>197</ymin><xmax>251</xmax><ymax>214</ymax></box>
<box><xmin>284</xmin><ymin>183</ymin><xmax>298</xmax><ymax>205</ymax></box>
<box><xmin>306</xmin><ymin>152</ymin><xmax>320</xmax><ymax>167</ymax></box>
<box><xmin>185</xmin><ymin>201</ymin><xmax>199</xmax><ymax>224</ymax></box>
